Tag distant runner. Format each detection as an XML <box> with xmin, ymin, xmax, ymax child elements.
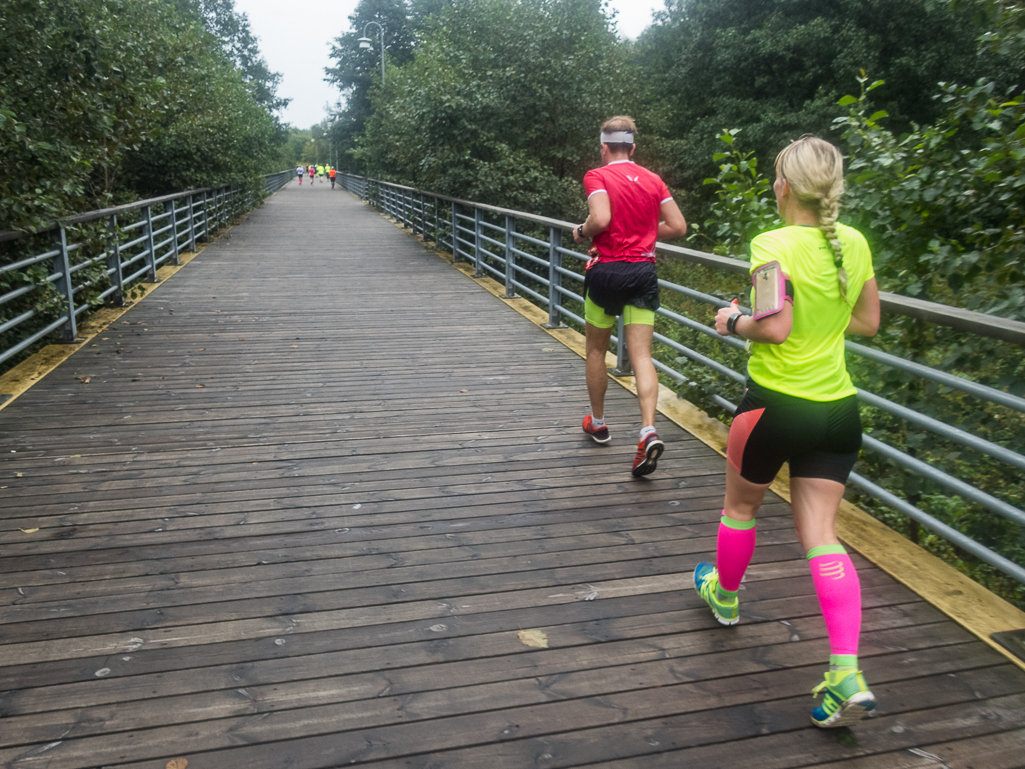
<box><xmin>296</xmin><ymin>165</ymin><xmax>303</xmax><ymax>185</ymax></box>
<box><xmin>329</xmin><ymin>166</ymin><xmax>337</xmax><ymax>189</ymax></box>
<box><xmin>574</xmin><ymin>116</ymin><xmax>687</xmax><ymax>477</ymax></box>
<box><xmin>308</xmin><ymin>165</ymin><xmax>316</xmax><ymax>184</ymax></box>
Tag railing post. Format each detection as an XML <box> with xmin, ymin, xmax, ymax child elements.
<box><xmin>543</xmin><ymin>226</ymin><xmax>566</xmax><ymax>328</ymax></box>
<box><xmin>504</xmin><ymin>215</ymin><xmax>517</xmax><ymax>298</ymax></box>
<box><xmin>451</xmin><ymin>201</ymin><xmax>459</xmax><ymax>259</ymax></box>
<box><xmin>108</xmin><ymin>215</ymin><xmax>124</xmax><ymax>306</ymax></box>
<box><xmin>200</xmin><ymin>191</ymin><xmax>209</xmax><ymax>241</ymax></box>
<box><xmin>433</xmin><ymin>197</ymin><xmax>439</xmax><ymax>245</ymax></box>
<box><xmin>169</xmin><ymin>199</ymin><xmax>180</xmax><ymax>265</ymax></box>
<box><xmin>473</xmin><ymin>208</ymin><xmax>484</xmax><ymax>277</ymax></box>
<box><xmin>188</xmin><ymin>194</ymin><xmax>197</xmax><ymax>252</ymax></box>
<box><xmin>143</xmin><ymin>204</ymin><xmax>159</xmax><ymax>282</ymax></box>
<box><xmin>54</xmin><ymin>226</ymin><xmax>77</xmax><ymax>342</ymax></box>
<box><xmin>612</xmin><ymin>314</ymin><xmax>633</xmax><ymax>376</ymax></box>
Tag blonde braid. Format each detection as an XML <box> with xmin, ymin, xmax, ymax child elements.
<box><xmin>818</xmin><ymin>195</ymin><xmax>847</xmax><ymax>302</ymax></box>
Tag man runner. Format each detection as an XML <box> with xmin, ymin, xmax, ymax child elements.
<box><xmin>329</xmin><ymin>165</ymin><xmax>337</xmax><ymax>189</ymax></box>
<box><xmin>574</xmin><ymin>116</ymin><xmax>687</xmax><ymax>477</ymax></box>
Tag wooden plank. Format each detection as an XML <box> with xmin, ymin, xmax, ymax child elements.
<box><xmin>0</xmin><ymin>624</ymin><xmax>983</xmax><ymax>755</ymax></box>
<box><xmin>43</xmin><ymin>659</ymin><xmax>1023</xmax><ymax>769</ymax></box>
<box><xmin>0</xmin><ymin>596</ymin><xmax>936</xmax><ymax>713</ymax></box>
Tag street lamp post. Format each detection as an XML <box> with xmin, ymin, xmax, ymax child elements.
<box><xmin>357</xmin><ymin>21</ymin><xmax>386</xmax><ymax>84</ymax></box>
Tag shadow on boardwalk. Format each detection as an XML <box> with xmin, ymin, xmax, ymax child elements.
<box><xmin>0</xmin><ymin>180</ymin><xmax>1022</xmax><ymax>768</ymax></box>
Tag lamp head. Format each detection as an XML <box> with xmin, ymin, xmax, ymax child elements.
<box><xmin>358</xmin><ymin>37</ymin><xmax>372</xmax><ymax>49</ymax></box>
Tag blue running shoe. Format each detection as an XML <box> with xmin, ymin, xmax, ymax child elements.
<box><xmin>693</xmin><ymin>562</ymin><xmax>739</xmax><ymax>626</ymax></box>
<box><xmin>811</xmin><ymin>669</ymin><xmax>876</xmax><ymax>728</ymax></box>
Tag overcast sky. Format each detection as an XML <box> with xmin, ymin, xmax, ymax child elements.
<box><xmin>232</xmin><ymin>0</ymin><xmax>665</xmax><ymax>129</ymax></box>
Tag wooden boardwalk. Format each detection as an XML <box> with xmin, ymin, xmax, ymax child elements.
<box><xmin>0</xmin><ymin>179</ymin><xmax>1023</xmax><ymax>768</ymax></box>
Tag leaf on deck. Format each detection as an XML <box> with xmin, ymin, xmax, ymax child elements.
<box><xmin>518</xmin><ymin>629</ymin><xmax>548</xmax><ymax>649</ymax></box>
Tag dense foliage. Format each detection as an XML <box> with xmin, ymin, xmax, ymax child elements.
<box><xmin>637</xmin><ymin>0</ymin><xmax>983</xmax><ymax>192</ymax></box>
<box><xmin>0</xmin><ymin>0</ymin><xmax>288</xmax><ymax>233</ymax></box>
<box><xmin>354</xmin><ymin>0</ymin><xmax>631</xmax><ymax>216</ymax></box>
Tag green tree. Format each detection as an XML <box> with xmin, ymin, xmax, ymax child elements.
<box><xmin>637</xmin><ymin>0</ymin><xmax>981</xmax><ymax>194</ymax></box>
<box><xmin>0</xmin><ymin>0</ymin><xmax>173</xmax><ymax>230</ymax></box>
<box><xmin>118</xmin><ymin>18</ymin><xmax>280</xmax><ymax>196</ymax></box>
<box><xmin>0</xmin><ymin>0</ymin><xmax>286</xmax><ymax>232</ymax></box>
<box><xmin>325</xmin><ymin>0</ymin><xmax>418</xmax><ymax>165</ymax></box>
<box><xmin>171</xmin><ymin>0</ymin><xmax>290</xmax><ymax>114</ymax></box>
<box><xmin>355</xmin><ymin>0</ymin><xmax>634</xmax><ymax>218</ymax></box>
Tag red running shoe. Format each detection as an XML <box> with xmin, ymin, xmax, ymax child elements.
<box><xmin>582</xmin><ymin>415</ymin><xmax>610</xmax><ymax>444</ymax></box>
<box><xmin>631</xmin><ymin>432</ymin><xmax>664</xmax><ymax>477</ymax></box>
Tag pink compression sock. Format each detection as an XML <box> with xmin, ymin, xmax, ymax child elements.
<box><xmin>716</xmin><ymin>513</ymin><xmax>756</xmax><ymax>594</ymax></box>
<box><xmin>808</xmin><ymin>546</ymin><xmax>862</xmax><ymax>657</ymax></box>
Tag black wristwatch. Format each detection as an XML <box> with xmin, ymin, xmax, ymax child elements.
<box><xmin>726</xmin><ymin>312</ymin><xmax>743</xmax><ymax>336</ymax></box>
<box><xmin>577</xmin><ymin>224</ymin><xmax>585</xmax><ymax>239</ymax></box>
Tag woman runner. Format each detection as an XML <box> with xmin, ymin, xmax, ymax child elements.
<box><xmin>697</xmin><ymin>135</ymin><xmax>881</xmax><ymax>728</ymax></box>
<box><xmin>308</xmin><ymin>165</ymin><xmax>316</xmax><ymax>184</ymax></box>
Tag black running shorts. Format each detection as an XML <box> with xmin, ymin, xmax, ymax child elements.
<box><xmin>582</xmin><ymin>260</ymin><xmax>660</xmax><ymax>318</ymax></box>
<box><xmin>727</xmin><ymin>380</ymin><xmax>862</xmax><ymax>485</ymax></box>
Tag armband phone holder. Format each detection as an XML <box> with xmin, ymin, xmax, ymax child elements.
<box><xmin>751</xmin><ymin>261</ymin><xmax>793</xmax><ymax>319</ymax></box>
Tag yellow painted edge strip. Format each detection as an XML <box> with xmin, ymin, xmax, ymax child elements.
<box><xmin>375</xmin><ymin>210</ymin><xmax>1025</xmax><ymax>671</ymax></box>
<box><xmin>0</xmin><ymin>214</ymin><xmax>248</xmax><ymax>414</ymax></box>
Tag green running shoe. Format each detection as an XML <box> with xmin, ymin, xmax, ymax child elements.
<box><xmin>811</xmin><ymin>669</ymin><xmax>876</xmax><ymax>728</ymax></box>
<box><xmin>693</xmin><ymin>562</ymin><xmax>739</xmax><ymax>626</ymax></box>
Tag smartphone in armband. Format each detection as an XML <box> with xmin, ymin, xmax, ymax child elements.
<box><xmin>751</xmin><ymin>261</ymin><xmax>793</xmax><ymax>319</ymax></box>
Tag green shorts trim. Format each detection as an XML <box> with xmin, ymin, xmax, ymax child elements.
<box><xmin>584</xmin><ymin>293</ymin><xmax>655</xmax><ymax>328</ymax></box>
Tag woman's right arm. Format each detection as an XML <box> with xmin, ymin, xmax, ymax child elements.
<box><xmin>846</xmin><ymin>277</ymin><xmax>880</xmax><ymax>336</ymax></box>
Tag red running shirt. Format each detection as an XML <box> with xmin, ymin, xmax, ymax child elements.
<box><xmin>583</xmin><ymin>161</ymin><xmax>673</xmax><ymax>258</ymax></box>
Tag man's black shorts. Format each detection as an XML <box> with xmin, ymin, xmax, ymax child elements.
<box><xmin>583</xmin><ymin>260</ymin><xmax>660</xmax><ymax>317</ymax></box>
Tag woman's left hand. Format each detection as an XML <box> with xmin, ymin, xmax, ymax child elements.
<box><xmin>715</xmin><ymin>300</ymin><xmax>739</xmax><ymax>336</ymax></box>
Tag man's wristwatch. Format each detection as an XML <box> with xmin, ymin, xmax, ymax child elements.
<box><xmin>577</xmin><ymin>224</ymin><xmax>585</xmax><ymax>239</ymax></box>
<box><xmin>726</xmin><ymin>312</ymin><xmax>743</xmax><ymax>336</ymax></box>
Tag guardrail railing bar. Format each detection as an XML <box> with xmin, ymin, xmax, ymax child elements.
<box><xmin>54</xmin><ymin>227</ymin><xmax>77</xmax><ymax>342</ymax></box>
<box><xmin>339</xmin><ymin>173</ymin><xmax>1025</xmax><ymax>344</ymax></box>
<box><xmin>504</xmin><ymin>215</ymin><xmax>517</xmax><ymax>299</ymax></box>
<box><xmin>848</xmin><ymin>471</ymin><xmax>1025</xmax><ymax>583</ymax></box>
<box><xmin>473</xmin><ymin>209</ymin><xmax>484</xmax><ymax>277</ymax></box>
<box><xmin>544</xmin><ymin>227</ymin><xmax>566</xmax><ymax>329</ymax></box>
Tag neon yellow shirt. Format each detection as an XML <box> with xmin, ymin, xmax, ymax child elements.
<box><xmin>746</xmin><ymin>223</ymin><xmax>874</xmax><ymax>401</ymax></box>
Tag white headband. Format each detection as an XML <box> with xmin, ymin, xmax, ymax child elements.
<box><xmin>600</xmin><ymin>131</ymin><xmax>634</xmax><ymax>144</ymax></box>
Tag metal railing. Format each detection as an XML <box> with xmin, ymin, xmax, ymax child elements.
<box><xmin>339</xmin><ymin>172</ymin><xmax>1025</xmax><ymax>586</ymax></box>
<box><xmin>0</xmin><ymin>172</ymin><xmax>292</xmax><ymax>370</ymax></box>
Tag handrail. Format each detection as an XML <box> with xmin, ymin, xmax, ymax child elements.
<box><xmin>0</xmin><ymin>170</ymin><xmax>292</xmax><ymax>244</ymax></box>
<box><xmin>338</xmin><ymin>171</ymin><xmax>1025</xmax><ymax>588</ymax></box>
<box><xmin>340</xmin><ymin>173</ymin><xmax>1025</xmax><ymax>345</ymax></box>
<box><xmin>0</xmin><ymin>171</ymin><xmax>292</xmax><ymax>370</ymax></box>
